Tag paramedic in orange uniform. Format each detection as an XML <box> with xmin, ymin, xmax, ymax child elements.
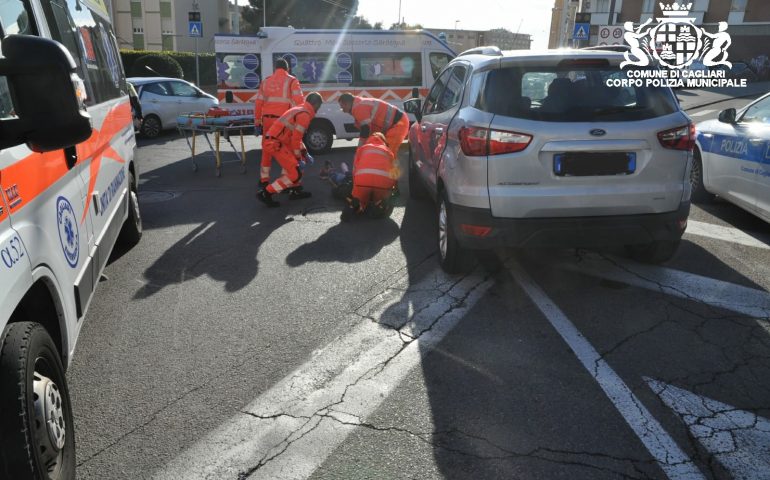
<box><xmin>341</xmin><ymin>132</ymin><xmax>399</xmax><ymax>221</ymax></box>
<box><xmin>254</xmin><ymin>58</ymin><xmax>304</xmax><ymax>187</ymax></box>
<box><xmin>338</xmin><ymin>93</ymin><xmax>409</xmax><ymax>158</ymax></box>
<box><xmin>257</xmin><ymin>92</ymin><xmax>323</xmax><ymax>207</ymax></box>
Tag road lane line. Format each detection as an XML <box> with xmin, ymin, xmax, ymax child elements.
<box><xmin>689</xmin><ymin>109</ymin><xmax>716</xmax><ymax>117</ymax></box>
<box><xmin>153</xmin><ymin>269</ymin><xmax>493</xmax><ymax>479</ymax></box>
<box><xmin>508</xmin><ymin>259</ymin><xmax>705</xmax><ymax>480</ymax></box>
<box><xmin>686</xmin><ymin>220</ymin><xmax>770</xmax><ymax>250</ymax></box>
<box><xmin>559</xmin><ymin>255</ymin><xmax>770</xmax><ymax>319</ymax></box>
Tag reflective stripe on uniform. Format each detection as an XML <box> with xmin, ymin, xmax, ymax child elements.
<box><xmin>266</xmin><ymin>96</ymin><xmax>293</xmax><ymax>104</ymax></box>
<box><xmin>360</xmin><ymin>147</ymin><xmax>392</xmax><ymax>160</ymax></box>
<box><xmin>369</xmin><ymin>100</ymin><xmax>380</xmax><ymax>126</ymax></box>
<box><xmin>282</xmin><ymin>78</ymin><xmax>290</xmax><ymax>101</ymax></box>
<box><xmin>355</xmin><ymin>168</ymin><xmax>392</xmax><ymax>178</ymax></box>
<box><xmin>383</xmin><ymin>105</ymin><xmax>395</xmax><ymax>129</ymax></box>
<box><xmin>295</xmin><ymin>124</ymin><xmax>306</xmax><ymax>133</ymax></box>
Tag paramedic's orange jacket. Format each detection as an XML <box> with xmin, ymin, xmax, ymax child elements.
<box><xmin>349</xmin><ymin>96</ymin><xmax>404</xmax><ymax>134</ymax></box>
<box><xmin>353</xmin><ymin>134</ymin><xmax>398</xmax><ymax>189</ymax></box>
<box><xmin>265</xmin><ymin>101</ymin><xmax>315</xmax><ymax>158</ymax></box>
<box><xmin>254</xmin><ymin>69</ymin><xmax>304</xmax><ymax>123</ymax></box>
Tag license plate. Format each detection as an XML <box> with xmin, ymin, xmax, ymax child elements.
<box><xmin>553</xmin><ymin>152</ymin><xmax>636</xmax><ymax>176</ymax></box>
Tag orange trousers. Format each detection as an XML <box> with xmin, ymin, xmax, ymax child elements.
<box><xmin>259</xmin><ymin>116</ymin><xmax>279</xmax><ymax>183</ymax></box>
<box><xmin>262</xmin><ymin>139</ymin><xmax>301</xmax><ymax>194</ymax></box>
<box><xmin>384</xmin><ymin>115</ymin><xmax>409</xmax><ymax>158</ymax></box>
<box><xmin>351</xmin><ymin>184</ymin><xmax>395</xmax><ymax>211</ymax></box>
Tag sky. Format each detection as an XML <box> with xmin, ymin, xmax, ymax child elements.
<box><xmin>234</xmin><ymin>0</ymin><xmax>554</xmax><ymax>50</ymax></box>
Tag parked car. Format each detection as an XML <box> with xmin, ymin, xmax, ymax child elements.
<box><xmin>404</xmin><ymin>47</ymin><xmax>693</xmax><ymax>273</ymax></box>
<box><xmin>128</xmin><ymin>77</ymin><xmax>218</xmax><ymax>138</ymax></box>
<box><xmin>692</xmin><ymin>93</ymin><xmax>770</xmax><ymax>224</ymax></box>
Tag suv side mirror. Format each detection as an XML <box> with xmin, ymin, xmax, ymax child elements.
<box><xmin>718</xmin><ymin>108</ymin><xmax>737</xmax><ymax>124</ymax></box>
<box><xmin>403</xmin><ymin>98</ymin><xmax>422</xmax><ymax>121</ymax></box>
<box><xmin>0</xmin><ymin>35</ymin><xmax>92</xmax><ymax>152</ymax></box>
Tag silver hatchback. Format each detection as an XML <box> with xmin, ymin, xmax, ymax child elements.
<box><xmin>404</xmin><ymin>48</ymin><xmax>693</xmax><ymax>273</ymax></box>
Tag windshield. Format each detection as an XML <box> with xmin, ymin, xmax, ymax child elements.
<box><xmin>476</xmin><ymin>64</ymin><xmax>678</xmax><ymax>122</ymax></box>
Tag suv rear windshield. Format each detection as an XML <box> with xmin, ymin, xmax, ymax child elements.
<box><xmin>474</xmin><ymin>64</ymin><xmax>678</xmax><ymax>122</ymax></box>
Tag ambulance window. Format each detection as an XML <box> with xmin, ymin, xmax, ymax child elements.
<box><xmin>429</xmin><ymin>52</ymin><xmax>451</xmax><ymax>80</ymax></box>
<box><xmin>273</xmin><ymin>52</ymin><xmax>353</xmax><ymax>85</ymax></box>
<box><xmin>354</xmin><ymin>53</ymin><xmax>422</xmax><ymax>87</ymax></box>
<box><xmin>41</xmin><ymin>0</ymin><xmax>124</xmax><ymax>105</ymax></box>
<box><xmin>0</xmin><ymin>0</ymin><xmax>35</xmax><ymax>36</ymax></box>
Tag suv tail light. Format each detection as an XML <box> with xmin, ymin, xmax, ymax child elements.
<box><xmin>657</xmin><ymin>124</ymin><xmax>695</xmax><ymax>151</ymax></box>
<box><xmin>459</xmin><ymin>127</ymin><xmax>532</xmax><ymax>156</ymax></box>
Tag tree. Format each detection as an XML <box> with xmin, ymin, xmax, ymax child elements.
<box><xmin>240</xmin><ymin>0</ymin><xmax>358</xmax><ymax>32</ymax></box>
<box><xmin>389</xmin><ymin>22</ymin><xmax>423</xmax><ymax>30</ymax></box>
<box><xmin>348</xmin><ymin>15</ymin><xmax>383</xmax><ymax>30</ymax></box>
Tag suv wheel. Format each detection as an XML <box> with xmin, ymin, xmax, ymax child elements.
<box><xmin>408</xmin><ymin>149</ymin><xmax>429</xmax><ymax>200</ymax></box>
<box><xmin>0</xmin><ymin>322</ymin><xmax>76</xmax><ymax>480</ymax></box>
<box><xmin>626</xmin><ymin>239</ymin><xmax>680</xmax><ymax>264</ymax></box>
<box><xmin>438</xmin><ymin>191</ymin><xmax>474</xmax><ymax>274</ymax></box>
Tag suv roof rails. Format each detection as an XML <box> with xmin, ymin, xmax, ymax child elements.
<box><xmin>458</xmin><ymin>46</ymin><xmax>502</xmax><ymax>57</ymax></box>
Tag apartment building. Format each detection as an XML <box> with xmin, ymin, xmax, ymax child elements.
<box><xmin>109</xmin><ymin>0</ymin><xmax>234</xmax><ymax>52</ymax></box>
<box><xmin>425</xmin><ymin>28</ymin><xmax>532</xmax><ymax>53</ymax></box>
<box><xmin>549</xmin><ymin>0</ymin><xmax>581</xmax><ymax>48</ymax></box>
<box><xmin>580</xmin><ymin>0</ymin><xmax>770</xmax><ymax>61</ymax></box>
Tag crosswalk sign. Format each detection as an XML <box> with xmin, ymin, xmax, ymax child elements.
<box><xmin>189</xmin><ymin>21</ymin><xmax>202</xmax><ymax>37</ymax></box>
<box><xmin>573</xmin><ymin>23</ymin><xmax>590</xmax><ymax>41</ymax></box>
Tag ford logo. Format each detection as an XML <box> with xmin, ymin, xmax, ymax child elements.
<box><xmin>590</xmin><ymin>129</ymin><xmax>607</xmax><ymax>136</ymax></box>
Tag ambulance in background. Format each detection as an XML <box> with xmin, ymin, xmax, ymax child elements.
<box><xmin>214</xmin><ymin>27</ymin><xmax>455</xmax><ymax>154</ymax></box>
<box><xmin>0</xmin><ymin>1</ymin><xmax>141</xmax><ymax>478</ymax></box>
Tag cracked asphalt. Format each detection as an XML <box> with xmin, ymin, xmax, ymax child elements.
<box><xmin>68</xmin><ymin>97</ymin><xmax>770</xmax><ymax>479</ymax></box>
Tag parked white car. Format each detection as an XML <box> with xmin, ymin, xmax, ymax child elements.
<box><xmin>692</xmin><ymin>93</ymin><xmax>770</xmax><ymax>224</ymax></box>
<box><xmin>128</xmin><ymin>77</ymin><xmax>218</xmax><ymax>138</ymax></box>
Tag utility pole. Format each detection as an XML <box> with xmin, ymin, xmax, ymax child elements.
<box><xmin>264</xmin><ymin>0</ymin><xmax>267</xmax><ymax>28</ymax></box>
<box><xmin>397</xmin><ymin>0</ymin><xmax>401</xmax><ymax>29</ymax></box>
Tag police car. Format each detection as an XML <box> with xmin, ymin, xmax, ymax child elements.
<box><xmin>692</xmin><ymin>93</ymin><xmax>770</xmax><ymax>224</ymax></box>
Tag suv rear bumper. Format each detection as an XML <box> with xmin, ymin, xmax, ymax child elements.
<box><xmin>451</xmin><ymin>202</ymin><xmax>690</xmax><ymax>249</ymax></box>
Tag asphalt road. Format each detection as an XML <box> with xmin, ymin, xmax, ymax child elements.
<box><xmin>68</xmin><ymin>94</ymin><xmax>770</xmax><ymax>479</ymax></box>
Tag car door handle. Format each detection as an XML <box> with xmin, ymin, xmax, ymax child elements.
<box><xmin>749</xmin><ymin>138</ymin><xmax>764</xmax><ymax>145</ymax></box>
<box><xmin>700</xmin><ymin>133</ymin><xmax>713</xmax><ymax>138</ymax></box>
<box><xmin>434</xmin><ymin>127</ymin><xmax>444</xmax><ymax>135</ymax></box>
<box><xmin>420</xmin><ymin>125</ymin><xmax>428</xmax><ymax>132</ymax></box>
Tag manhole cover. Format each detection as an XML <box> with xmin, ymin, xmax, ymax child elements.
<box><xmin>138</xmin><ymin>190</ymin><xmax>179</xmax><ymax>203</ymax></box>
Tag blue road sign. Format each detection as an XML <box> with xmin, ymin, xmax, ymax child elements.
<box><xmin>573</xmin><ymin>23</ymin><xmax>590</xmax><ymax>41</ymax></box>
<box><xmin>189</xmin><ymin>21</ymin><xmax>203</xmax><ymax>37</ymax></box>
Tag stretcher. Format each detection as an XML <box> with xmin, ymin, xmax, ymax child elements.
<box><xmin>177</xmin><ymin>113</ymin><xmax>254</xmax><ymax>177</ymax></box>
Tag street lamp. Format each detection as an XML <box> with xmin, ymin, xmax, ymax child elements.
<box><xmin>454</xmin><ymin>20</ymin><xmax>460</xmax><ymax>31</ymax></box>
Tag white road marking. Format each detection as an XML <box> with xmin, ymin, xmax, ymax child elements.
<box><xmin>560</xmin><ymin>255</ymin><xmax>770</xmax><ymax>319</ymax></box>
<box><xmin>508</xmin><ymin>259</ymin><xmax>705</xmax><ymax>480</ymax></box>
<box><xmin>689</xmin><ymin>109</ymin><xmax>717</xmax><ymax>117</ymax></box>
<box><xmin>686</xmin><ymin>220</ymin><xmax>770</xmax><ymax>250</ymax></box>
<box><xmin>646</xmin><ymin>378</ymin><xmax>770</xmax><ymax>479</ymax></box>
<box><xmin>153</xmin><ymin>268</ymin><xmax>493</xmax><ymax>479</ymax></box>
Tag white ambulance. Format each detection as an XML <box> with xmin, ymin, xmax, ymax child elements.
<box><xmin>214</xmin><ymin>27</ymin><xmax>455</xmax><ymax>154</ymax></box>
<box><xmin>0</xmin><ymin>1</ymin><xmax>141</xmax><ymax>478</ymax></box>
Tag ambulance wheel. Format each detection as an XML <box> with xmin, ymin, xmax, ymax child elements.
<box><xmin>438</xmin><ymin>191</ymin><xmax>474</xmax><ymax>274</ymax></box>
<box><xmin>141</xmin><ymin>115</ymin><xmax>162</xmax><ymax>138</ymax></box>
<box><xmin>118</xmin><ymin>172</ymin><xmax>142</xmax><ymax>247</ymax></box>
<box><xmin>0</xmin><ymin>322</ymin><xmax>76</xmax><ymax>480</ymax></box>
<box><xmin>690</xmin><ymin>148</ymin><xmax>715</xmax><ymax>204</ymax></box>
<box><xmin>408</xmin><ymin>149</ymin><xmax>429</xmax><ymax>200</ymax></box>
<box><xmin>304</xmin><ymin>123</ymin><xmax>333</xmax><ymax>155</ymax></box>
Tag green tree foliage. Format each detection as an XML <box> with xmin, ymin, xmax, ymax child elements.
<box><xmin>389</xmin><ymin>22</ymin><xmax>423</xmax><ymax>30</ymax></box>
<box><xmin>121</xmin><ymin>50</ymin><xmax>217</xmax><ymax>86</ymax></box>
<box><xmin>131</xmin><ymin>53</ymin><xmax>184</xmax><ymax>79</ymax></box>
<box><xmin>240</xmin><ymin>0</ymin><xmax>359</xmax><ymax>32</ymax></box>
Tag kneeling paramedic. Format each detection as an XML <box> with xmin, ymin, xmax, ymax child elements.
<box><xmin>338</xmin><ymin>93</ymin><xmax>409</xmax><ymax>158</ymax></box>
<box><xmin>257</xmin><ymin>92</ymin><xmax>323</xmax><ymax>207</ymax></box>
<box><xmin>341</xmin><ymin>132</ymin><xmax>399</xmax><ymax>221</ymax></box>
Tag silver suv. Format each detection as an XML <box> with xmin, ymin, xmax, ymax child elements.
<box><xmin>404</xmin><ymin>47</ymin><xmax>693</xmax><ymax>273</ymax></box>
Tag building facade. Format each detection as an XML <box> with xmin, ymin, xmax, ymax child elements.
<box><xmin>578</xmin><ymin>0</ymin><xmax>770</xmax><ymax>62</ymax></box>
<box><xmin>549</xmin><ymin>0</ymin><xmax>581</xmax><ymax>48</ymax></box>
<box><xmin>424</xmin><ymin>27</ymin><xmax>532</xmax><ymax>53</ymax></box>
<box><xmin>109</xmin><ymin>0</ymin><xmax>234</xmax><ymax>52</ymax></box>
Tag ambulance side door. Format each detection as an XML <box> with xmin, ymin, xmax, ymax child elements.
<box><xmin>41</xmin><ymin>0</ymin><xmax>133</xmax><ymax>315</ymax></box>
